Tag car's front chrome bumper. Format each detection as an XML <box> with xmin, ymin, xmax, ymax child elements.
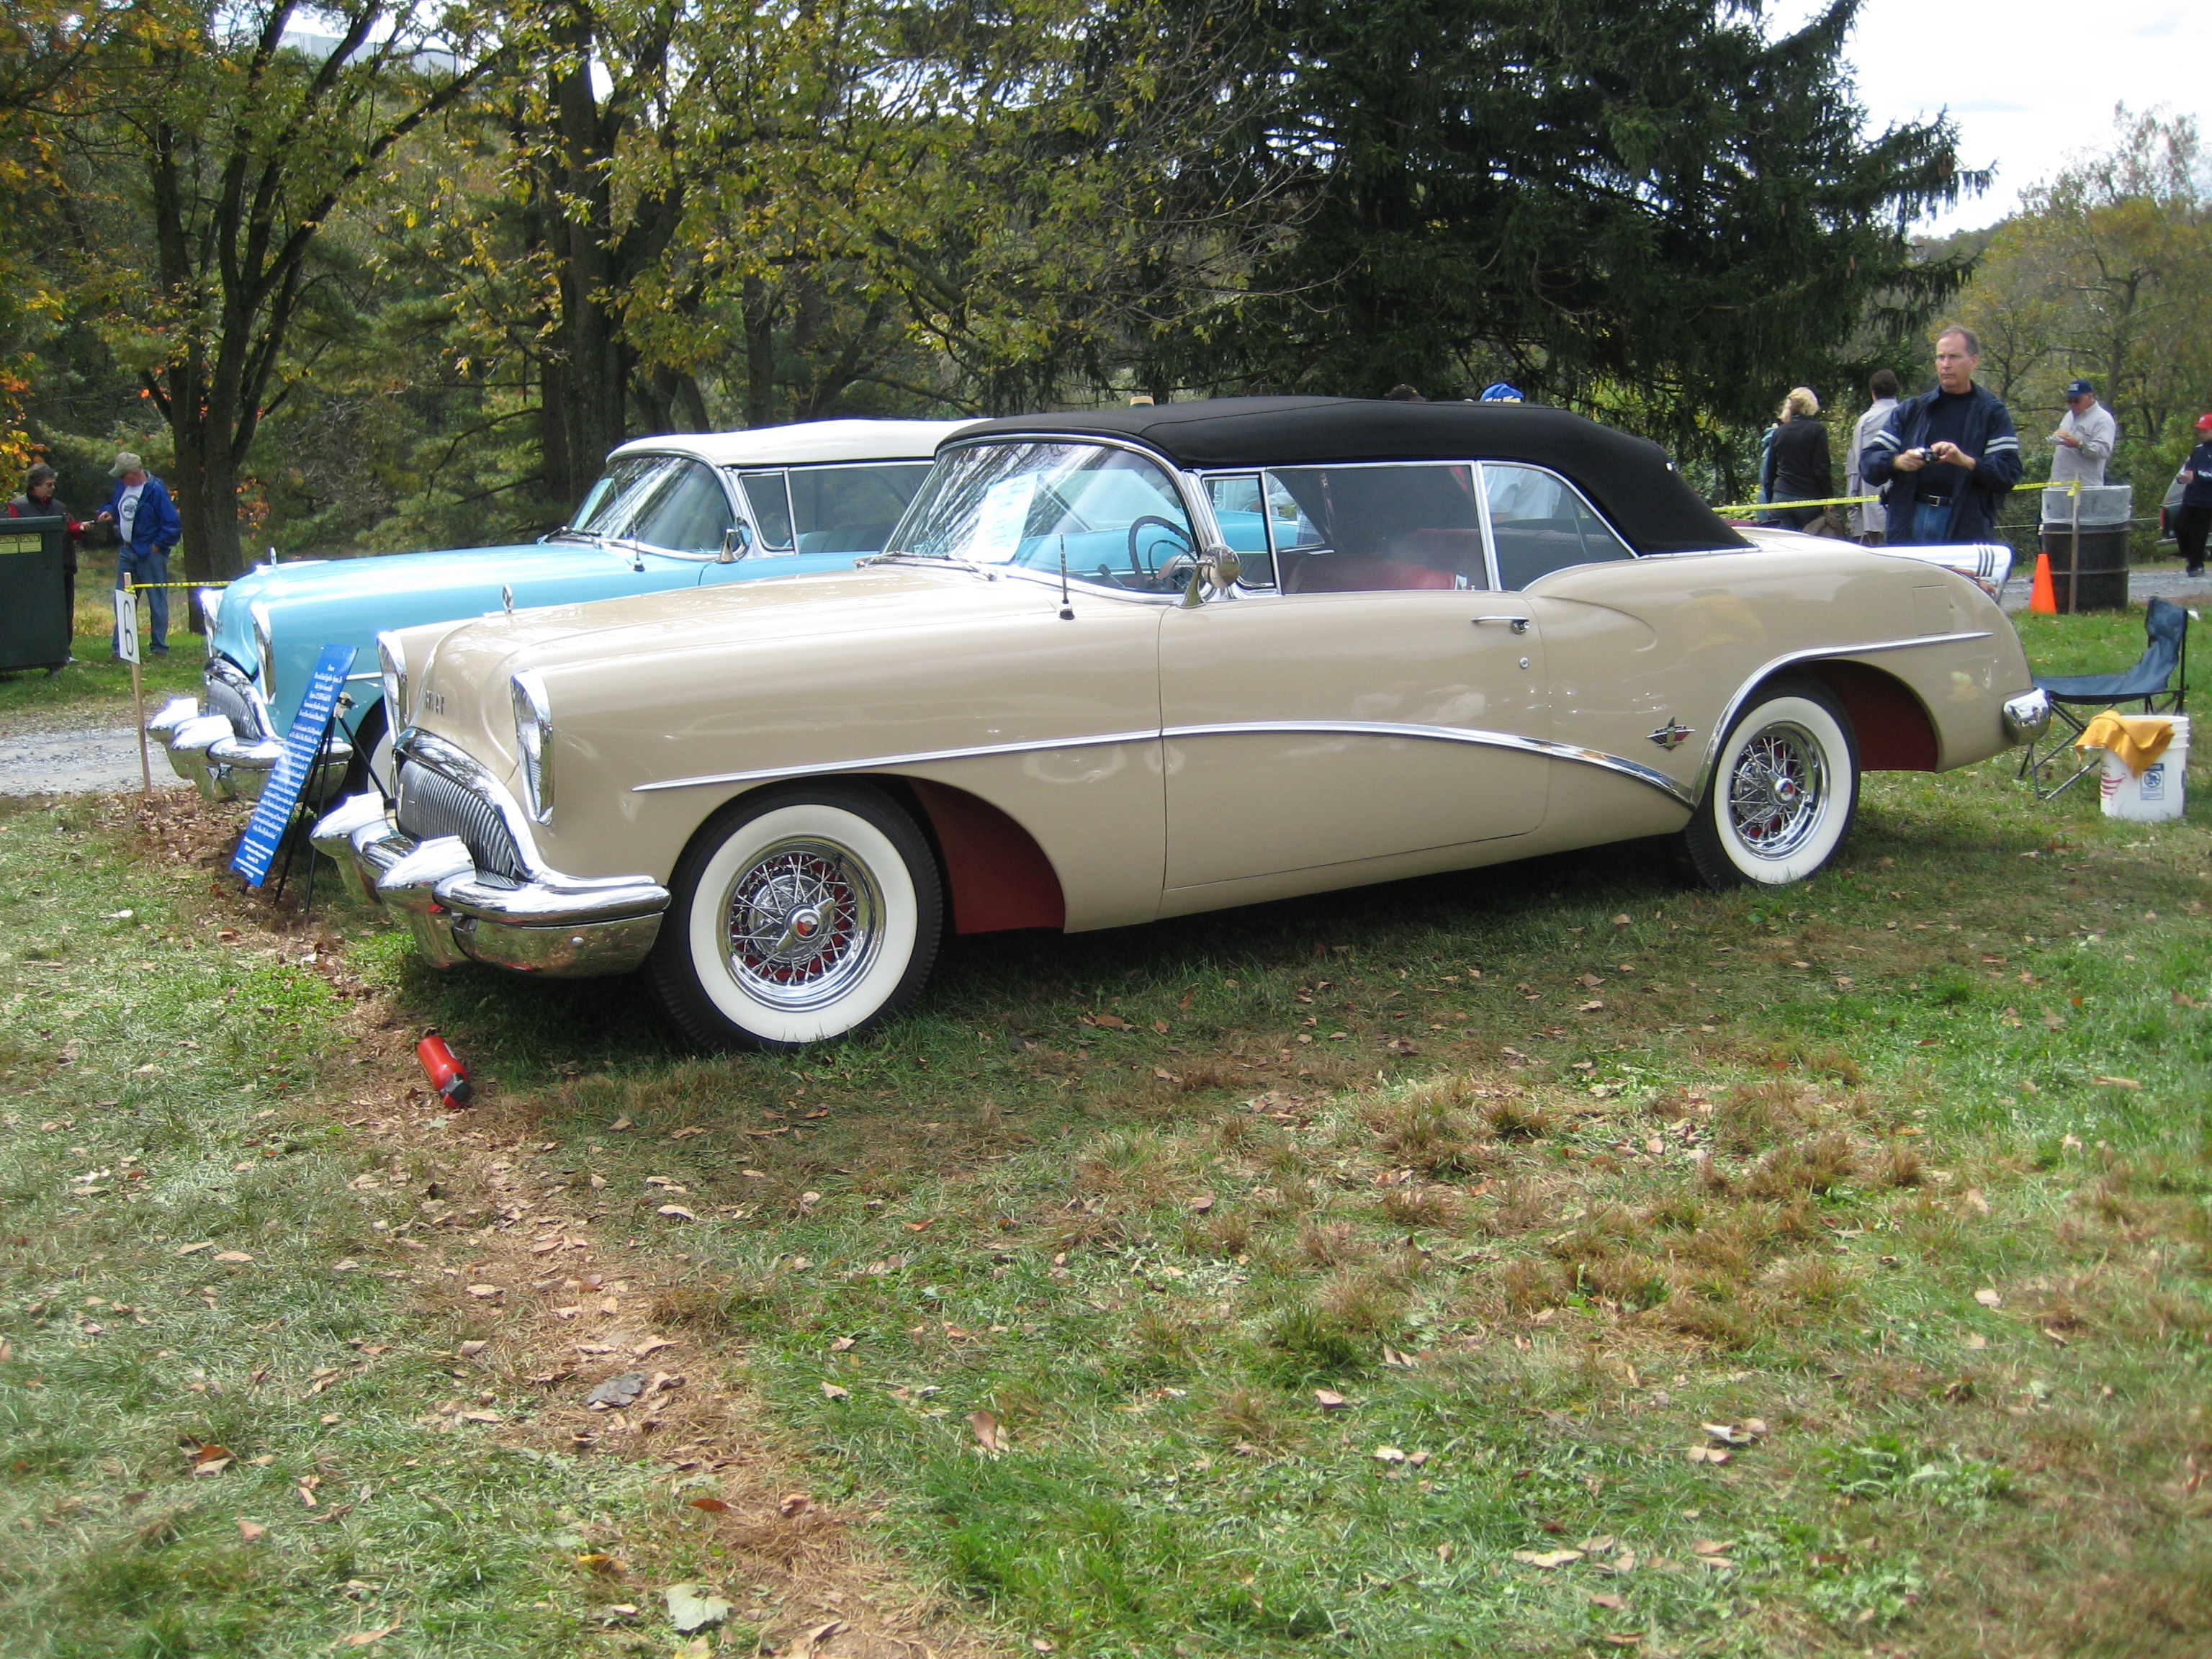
<box><xmin>146</xmin><ymin>679</ymin><xmax>351</xmax><ymax>804</ymax></box>
<box><xmin>310</xmin><ymin>793</ymin><xmax>669</xmax><ymax>977</ymax></box>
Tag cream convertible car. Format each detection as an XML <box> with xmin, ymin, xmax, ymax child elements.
<box><xmin>315</xmin><ymin>397</ymin><xmax>2050</xmax><ymax>1050</ymax></box>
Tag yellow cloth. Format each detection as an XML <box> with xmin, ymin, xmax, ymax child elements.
<box><xmin>2074</xmin><ymin>710</ymin><xmax>2175</xmax><ymax>775</ymax></box>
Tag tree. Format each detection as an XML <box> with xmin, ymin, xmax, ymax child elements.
<box><xmin>68</xmin><ymin>2</ymin><xmax>497</xmax><ymax>598</ymax></box>
<box><xmin>1195</xmin><ymin>0</ymin><xmax>1975</xmax><ymax>485</ymax></box>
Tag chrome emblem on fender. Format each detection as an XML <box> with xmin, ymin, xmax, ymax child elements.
<box><xmin>1647</xmin><ymin>719</ymin><xmax>1694</xmax><ymax>752</ymax></box>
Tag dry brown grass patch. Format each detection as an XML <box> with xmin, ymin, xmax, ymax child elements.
<box><xmin>1298</xmin><ymin>1220</ymin><xmax>1367</xmax><ymax>1267</ymax></box>
<box><xmin>1743</xmin><ymin>1129</ymin><xmax>1858</xmax><ymax>1200</ymax></box>
<box><xmin>1714</xmin><ymin>1079</ymin><xmax>1815</xmax><ymax>1154</ymax></box>
<box><xmin>1380</xmin><ymin>1184</ymin><xmax>1457</xmax><ymax>1228</ymax></box>
<box><xmin>1208</xmin><ymin>1385</ymin><xmax>1295</xmax><ymax>1447</ymax></box>
<box><xmin>1317</xmin><ymin>1267</ymin><xmax>1408</xmax><ymax>1335</ymax></box>
<box><xmin>1503</xmin><ymin>1255</ymin><xmax>1568</xmax><ymax>1313</ymax></box>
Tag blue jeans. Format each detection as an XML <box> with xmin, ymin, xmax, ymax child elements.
<box><xmin>115</xmin><ymin>547</ymin><xmax>171</xmax><ymax>652</ymax></box>
<box><xmin>1894</xmin><ymin>500</ymin><xmax>1955</xmax><ymax>547</ymax></box>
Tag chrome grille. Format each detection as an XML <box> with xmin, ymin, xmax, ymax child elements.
<box><xmin>397</xmin><ymin>760</ymin><xmax>528</xmax><ymax>883</ymax></box>
<box><xmin>204</xmin><ymin>674</ymin><xmax>262</xmax><ymax>738</ymax></box>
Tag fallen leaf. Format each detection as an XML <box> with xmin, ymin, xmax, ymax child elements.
<box><xmin>664</xmin><ymin>1583</ymin><xmax>734</xmax><ymax>1635</ymax></box>
<box><xmin>1611</xmin><ymin>914</ymin><xmax>1632</xmax><ymax>927</ymax></box>
<box><xmin>1030</xmin><ymin>1642</ymin><xmax>1056</xmax><ymax>1655</ymax></box>
<box><xmin>236</xmin><ymin>1519</ymin><xmax>266</xmax><ymax>1542</ymax></box>
<box><xmin>970</xmin><ymin>1409</ymin><xmax>1006</xmax><ymax>1453</ymax></box>
<box><xmin>1701</xmin><ymin>1423</ymin><xmax>1755</xmax><ymax>1446</ymax></box>
<box><xmin>331</xmin><ymin>1622</ymin><xmax>401</xmax><ymax>1647</ymax></box>
<box><xmin>1964</xmin><ymin>1332</ymin><xmax>1987</xmax><ymax>1350</ymax></box>
<box><xmin>459</xmin><ymin>1411</ymin><xmax>500</xmax><ymax>1424</ymax></box>
<box><xmin>1591</xmin><ymin>1593</ymin><xmax>1628</xmax><ymax>1611</ymax></box>
<box><xmin>608</xmin><ymin>1117</ymin><xmax>633</xmax><ymax>1130</ymax></box>
<box><xmin>656</xmin><ymin>1205</ymin><xmax>698</xmax><ymax>1222</ymax></box>
<box><xmin>2093</xmin><ymin>1076</ymin><xmax>2142</xmax><ymax>1089</ymax></box>
<box><xmin>212</xmin><ymin>1251</ymin><xmax>254</xmax><ymax>1264</ymax></box>
<box><xmin>176</xmin><ymin>1241</ymin><xmax>214</xmax><ymax>1256</ymax></box>
<box><xmin>466</xmin><ymin>1285</ymin><xmax>501</xmax><ymax>1299</ymax></box>
<box><xmin>1091</xmin><ymin>1013</ymin><xmax>1128</xmax><ymax>1028</ymax></box>
<box><xmin>1691</xmin><ymin>1538</ymin><xmax>1734</xmax><ymax>1556</ymax></box>
<box><xmin>1579</xmin><ymin>973</ymin><xmax>1604</xmax><ymax>989</ymax></box>
<box><xmin>1372</xmin><ymin>1447</ymin><xmax>1406</xmax><ymax>1463</ymax></box>
<box><xmin>1581</xmin><ymin>1534</ymin><xmax>1617</xmax><ymax>1553</ymax></box>
<box><xmin>1511</xmin><ymin>1548</ymin><xmax>1585</xmax><ymax>1569</ymax></box>
<box><xmin>1974</xmin><ymin>1287</ymin><xmax>2003</xmax><ymax>1308</ymax></box>
<box><xmin>778</xmin><ymin>1492</ymin><xmax>812</xmax><ymax>1517</ymax></box>
<box><xmin>633</xmin><ymin>1338</ymin><xmax>678</xmax><ymax>1358</ymax></box>
<box><xmin>1190</xmin><ymin>1192</ymin><xmax>1215</xmax><ymax>1213</ymax></box>
<box><xmin>688</xmin><ymin>1498</ymin><xmax>730</xmax><ymax>1514</ymax></box>
<box><xmin>830</xmin><ymin>1336</ymin><xmax>856</xmax><ymax>1352</ymax></box>
<box><xmin>791</xmin><ymin>1622</ymin><xmax>848</xmax><ymax>1659</ymax></box>
<box><xmin>584</xmin><ymin>1372</ymin><xmax>647</xmax><ymax>1408</ymax></box>
<box><xmin>458</xmin><ymin>1340</ymin><xmax>488</xmax><ymax>1357</ymax></box>
<box><xmin>1601</xmin><ymin>1636</ymin><xmax>1643</xmax><ymax>1649</ymax></box>
<box><xmin>821</xmin><ymin>1382</ymin><xmax>850</xmax><ymax>1401</ymax></box>
<box><xmin>668</xmin><ymin>1126</ymin><xmax>706</xmax><ymax>1139</ymax></box>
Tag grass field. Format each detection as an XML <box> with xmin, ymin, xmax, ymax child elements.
<box><xmin>4</xmin><ymin>606</ymin><xmax>2207</xmax><ymax>1658</ymax></box>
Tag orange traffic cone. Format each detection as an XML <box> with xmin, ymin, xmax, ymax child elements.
<box><xmin>2029</xmin><ymin>552</ymin><xmax>2058</xmax><ymax>615</ymax></box>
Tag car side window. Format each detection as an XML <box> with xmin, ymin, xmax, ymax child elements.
<box><xmin>1262</xmin><ymin>464</ymin><xmax>1489</xmax><ymax>593</ymax></box>
<box><xmin>789</xmin><ymin>464</ymin><xmax>933</xmax><ymax>556</ymax></box>
<box><xmin>1482</xmin><ymin>463</ymin><xmax>1633</xmax><ymax>589</ymax></box>
<box><xmin>628</xmin><ymin>460</ymin><xmax>737</xmax><ymax>554</ymax></box>
<box><xmin>737</xmin><ymin>472</ymin><xmax>796</xmax><ymax>552</ymax></box>
<box><xmin>1206</xmin><ymin>474</ymin><xmax>1276</xmax><ymax>588</ymax></box>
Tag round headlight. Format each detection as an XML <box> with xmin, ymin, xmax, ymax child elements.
<box><xmin>249</xmin><ymin>603</ymin><xmax>276</xmax><ymax>705</ymax></box>
<box><xmin>511</xmin><ymin>670</ymin><xmax>553</xmax><ymax>823</ymax></box>
<box><xmin>376</xmin><ymin>631</ymin><xmax>408</xmax><ymax>729</ymax></box>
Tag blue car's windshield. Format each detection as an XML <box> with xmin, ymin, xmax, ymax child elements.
<box><xmin>885</xmin><ymin>441</ymin><xmax>1196</xmax><ymax>593</ymax></box>
<box><xmin>568</xmin><ymin>456</ymin><xmax>683</xmax><ymax>539</ymax></box>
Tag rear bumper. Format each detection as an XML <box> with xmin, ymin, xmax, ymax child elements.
<box><xmin>2002</xmin><ymin>688</ymin><xmax>2053</xmax><ymax>745</ymax></box>
<box><xmin>146</xmin><ymin>684</ymin><xmax>351</xmax><ymax>804</ymax></box>
<box><xmin>309</xmin><ymin>793</ymin><xmax>668</xmax><ymax>977</ymax></box>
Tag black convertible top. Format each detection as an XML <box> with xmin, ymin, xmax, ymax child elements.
<box><xmin>953</xmin><ymin>396</ymin><xmax>1747</xmax><ymax>556</ymax></box>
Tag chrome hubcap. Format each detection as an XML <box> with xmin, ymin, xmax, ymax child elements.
<box><xmin>722</xmin><ymin>837</ymin><xmax>882</xmax><ymax>1010</ymax></box>
<box><xmin>1726</xmin><ymin>721</ymin><xmax>1826</xmax><ymax>858</ymax></box>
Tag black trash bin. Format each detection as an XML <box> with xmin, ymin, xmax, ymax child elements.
<box><xmin>0</xmin><ymin>514</ymin><xmax>71</xmax><ymax>673</ymax></box>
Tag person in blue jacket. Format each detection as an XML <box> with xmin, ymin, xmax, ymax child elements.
<box><xmin>1859</xmin><ymin>328</ymin><xmax>2023</xmax><ymax>545</ymax></box>
<box><xmin>95</xmin><ymin>451</ymin><xmax>182</xmax><ymax>655</ymax></box>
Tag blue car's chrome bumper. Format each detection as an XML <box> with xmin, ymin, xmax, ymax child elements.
<box><xmin>309</xmin><ymin>792</ymin><xmax>667</xmax><ymax>977</ymax></box>
<box><xmin>145</xmin><ymin>660</ymin><xmax>351</xmax><ymax>802</ymax></box>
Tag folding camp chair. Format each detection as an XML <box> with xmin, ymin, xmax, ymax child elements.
<box><xmin>2018</xmin><ymin>596</ymin><xmax>2190</xmax><ymax>799</ymax></box>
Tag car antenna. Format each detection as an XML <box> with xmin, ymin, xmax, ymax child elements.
<box><xmin>1057</xmin><ymin>534</ymin><xmax>1074</xmax><ymax>621</ymax></box>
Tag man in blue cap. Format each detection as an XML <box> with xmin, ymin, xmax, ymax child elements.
<box><xmin>95</xmin><ymin>451</ymin><xmax>181</xmax><ymax>656</ymax></box>
<box><xmin>2049</xmin><ymin>379</ymin><xmax>2115</xmax><ymax>487</ymax></box>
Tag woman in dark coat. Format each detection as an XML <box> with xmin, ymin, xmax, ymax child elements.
<box><xmin>1763</xmin><ymin>386</ymin><xmax>1834</xmax><ymax>531</ymax></box>
<box><xmin>8</xmin><ymin>462</ymin><xmax>87</xmax><ymax>659</ymax></box>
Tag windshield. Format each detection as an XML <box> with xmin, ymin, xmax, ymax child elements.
<box><xmin>570</xmin><ymin>456</ymin><xmax>679</xmax><ymax>538</ymax></box>
<box><xmin>886</xmin><ymin>441</ymin><xmax>1196</xmax><ymax>593</ymax></box>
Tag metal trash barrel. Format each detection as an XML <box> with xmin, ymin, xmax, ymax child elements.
<box><xmin>0</xmin><ymin>514</ymin><xmax>71</xmax><ymax>673</ymax></box>
<box><xmin>2039</xmin><ymin>484</ymin><xmax>2132</xmax><ymax>613</ymax></box>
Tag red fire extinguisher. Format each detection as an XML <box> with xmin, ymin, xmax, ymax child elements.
<box><xmin>415</xmin><ymin>1033</ymin><xmax>473</xmax><ymax>1105</ymax></box>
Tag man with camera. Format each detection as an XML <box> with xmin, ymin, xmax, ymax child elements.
<box><xmin>1859</xmin><ymin>327</ymin><xmax>2023</xmax><ymax>546</ymax></box>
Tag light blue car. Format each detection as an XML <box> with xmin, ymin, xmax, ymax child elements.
<box><xmin>148</xmin><ymin>420</ymin><xmax>967</xmax><ymax>801</ymax></box>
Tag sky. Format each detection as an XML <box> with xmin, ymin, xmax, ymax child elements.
<box><xmin>1770</xmin><ymin>0</ymin><xmax>2210</xmax><ymax>235</ymax></box>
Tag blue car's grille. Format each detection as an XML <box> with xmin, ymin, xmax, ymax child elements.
<box><xmin>397</xmin><ymin>760</ymin><xmax>527</xmax><ymax>884</ymax></box>
<box><xmin>204</xmin><ymin>673</ymin><xmax>264</xmax><ymax>739</ymax></box>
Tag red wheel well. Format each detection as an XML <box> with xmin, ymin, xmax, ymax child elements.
<box><xmin>902</xmin><ymin>778</ymin><xmax>1066</xmax><ymax>935</ymax></box>
<box><xmin>1802</xmin><ymin>661</ymin><xmax>1938</xmax><ymax>771</ymax></box>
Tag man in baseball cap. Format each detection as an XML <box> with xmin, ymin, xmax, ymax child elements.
<box><xmin>2049</xmin><ymin>379</ymin><xmax>2116</xmax><ymax>487</ymax></box>
<box><xmin>95</xmin><ymin>450</ymin><xmax>181</xmax><ymax>655</ymax></box>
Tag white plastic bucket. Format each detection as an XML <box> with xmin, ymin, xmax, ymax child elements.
<box><xmin>2097</xmin><ymin>715</ymin><xmax>2188</xmax><ymax>822</ymax></box>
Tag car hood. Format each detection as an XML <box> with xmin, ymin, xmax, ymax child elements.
<box><xmin>401</xmin><ymin>561</ymin><xmax>1054</xmax><ymax>763</ymax></box>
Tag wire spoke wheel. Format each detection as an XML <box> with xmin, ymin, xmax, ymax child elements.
<box><xmin>651</xmin><ymin>785</ymin><xmax>942</xmax><ymax>1051</ymax></box>
<box><xmin>1685</xmin><ymin>676</ymin><xmax>1858</xmax><ymax>889</ymax></box>
<box><xmin>1724</xmin><ymin>721</ymin><xmax>1827</xmax><ymax>858</ymax></box>
<box><xmin>722</xmin><ymin>838</ymin><xmax>883</xmax><ymax>1011</ymax></box>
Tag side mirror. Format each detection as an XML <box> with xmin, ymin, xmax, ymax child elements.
<box><xmin>718</xmin><ymin>523</ymin><xmax>753</xmax><ymax>564</ymax></box>
<box><xmin>1179</xmin><ymin>547</ymin><xmax>1243</xmax><ymax>608</ymax></box>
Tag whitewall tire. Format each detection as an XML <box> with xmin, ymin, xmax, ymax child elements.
<box><xmin>1684</xmin><ymin>676</ymin><xmax>1858</xmax><ymax>889</ymax></box>
<box><xmin>650</xmin><ymin>784</ymin><xmax>943</xmax><ymax>1051</ymax></box>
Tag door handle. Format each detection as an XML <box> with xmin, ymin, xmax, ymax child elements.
<box><xmin>1472</xmin><ymin>615</ymin><xmax>1530</xmax><ymax>634</ymax></box>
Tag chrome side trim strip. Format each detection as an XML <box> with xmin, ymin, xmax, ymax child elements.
<box><xmin>1164</xmin><ymin>721</ymin><xmax>1696</xmax><ymax>806</ymax></box>
<box><xmin>631</xmin><ymin>720</ymin><xmax>1698</xmax><ymax>808</ymax></box>
<box><xmin>1691</xmin><ymin>630</ymin><xmax>1995</xmax><ymax>801</ymax></box>
<box><xmin>634</xmin><ymin>729</ymin><xmax>1162</xmax><ymax>793</ymax></box>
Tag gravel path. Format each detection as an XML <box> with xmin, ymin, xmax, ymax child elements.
<box><xmin>0</xmin><ymin>724</ymin><xmax>188</xmax><ymax>795</ymax></box>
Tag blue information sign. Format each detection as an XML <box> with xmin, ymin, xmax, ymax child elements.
<box><xmin>231</xmin><ymin>643</ymin><xmax>357</xmax><ymax>888</ymax></box>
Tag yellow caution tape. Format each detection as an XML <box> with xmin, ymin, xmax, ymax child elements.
<box><xmin>1715</xmin><ymin>480</ymin><xmax>2081</xmax><ymax>516</ymax></box>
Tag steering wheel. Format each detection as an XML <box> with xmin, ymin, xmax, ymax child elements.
<box><xmin>1127</xmin><ymin>516</ymin><xmax>1194</xmax><ymax>589</ymax></box>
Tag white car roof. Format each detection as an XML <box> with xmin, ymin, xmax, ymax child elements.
<box><xmin>611</xmin><ymin>418</ymin><xmax>973</xmax><ymax>468</ymax></box>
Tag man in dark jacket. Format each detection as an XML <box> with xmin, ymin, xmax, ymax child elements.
<box><xmin>95</xmin><ymin>450</ymin><xmax>182</xmax><ymax>655</ymax></box>
<box><xmin>8</xmin><ymin>462</ymin><xmax>88</xmax><ymax>660</ymax></box>
<box><xmin>1859</xmin><ymin>328</ymin><xmax>2023</xmax><ymax>545</ymax></box>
